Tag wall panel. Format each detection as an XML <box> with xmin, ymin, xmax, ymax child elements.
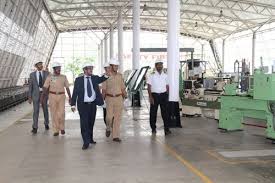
<box><xmin>0</xmin><ymin>0</ymin><xmax>58</xmax><ymax>88</ymax></box>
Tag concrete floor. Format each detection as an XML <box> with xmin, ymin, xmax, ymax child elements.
<box><xmin>0</xmin><ymin>102</ymin><xmax>275</xmax><ymax>183</ymax></box>
<box><xmin>0</xmin><ymin>101</ymin><xmax>32</xmax><ymax>132</ymax></box>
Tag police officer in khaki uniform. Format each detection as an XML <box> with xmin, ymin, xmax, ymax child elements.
<box><xmin>102</xmin><ymin>58</ymin><xmax>126</xmax><ymax>142</ymax></box>
<box><xmin>101</xmin><ymin>62</ymin><xmax>111</xmax><ymax>125</ymax></box>
<box><xmin>41</xmin><ymin>62</ymin><xmax>72</xmax><ymax>136</ymax></box>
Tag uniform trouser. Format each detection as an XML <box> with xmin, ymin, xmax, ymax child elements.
<box><xmin>49</xmin><ymin>94</ymin><xmax>65</xmax><ymax>133</ymax></box>
<box><xmin>106</xmin><ymin>96</ymin><xmax>123</xmax><ymax>138</ymax></box>
<box><xmin>150</xmin><ymin>92</ymin><xmax>169</xmax><ymax>130</ymax></box>
<box><xmin>79</xmin><ymin>102</ymin><xmax>97</xmax><ymax>145</ymax></box>
<box><xmin>103</xmin><ymin>107</ymin><xmax>107</xmax><ymax>125</ymax></box>
<box><xmin>32</xmin><ymin>93</ymin><xmax>49</xmax><ymax>129</ymax></box>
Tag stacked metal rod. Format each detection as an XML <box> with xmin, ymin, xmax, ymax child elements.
<box><xmin>0</xmin><ymin>86</ymin><xmax>29</xmax><ymax>111</ymax></box>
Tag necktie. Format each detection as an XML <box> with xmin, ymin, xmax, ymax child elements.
<box><xmin>86</xmin><ymin>77</ymin><xmax>92</xmax><ymax>97</ymax></box>
<box><xmin>39</xmin><ymin>72</ymin><xmax>43</xmax><ymax>88</ymax></box>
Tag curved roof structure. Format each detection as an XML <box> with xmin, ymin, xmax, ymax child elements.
<box><xmin>45</xmin><ymin>0</ymin><xmax>275</xmax><ymax>40</ymax></box>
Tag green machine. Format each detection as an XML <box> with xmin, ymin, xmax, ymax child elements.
<box><xmin>219</xmin><ymin>69</ymin><xmax>275</xmax><ymax>142</ymax></box>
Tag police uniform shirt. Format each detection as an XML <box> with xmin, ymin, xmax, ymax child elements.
<box><xmin>147</xmin><ymin>71</ymin><xmax>168</xmax><ymax>93</ymax></box>
<box><xmin>44</xmin><ymin>74</ymin><xmax>70</xmax><ymax>93</ymax></box>
<box><xmin>84</xmin><ymin>75</ymin><xmax>96</xmax><ymax>102</ymax></box>
<box><xmin>101</xmin><ymin>73</ymin><xmax>125</xmax><ymax>95</ymax></box>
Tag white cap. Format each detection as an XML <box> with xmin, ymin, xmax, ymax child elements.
<box><xmin>82</xmin><ymin>62</ymin><xmax>94</xmax><ymax>69</ymax></box>
<box><xmin>51</xmin><ymin>62</ymin><xmax>61</xmax><ymax>68</ymax></box>
<box><xmin>155</xmin><ymin>59</ymin><xmax>164</xmax><ymax>64</ymax></box>
<box><xmin>109</xmin><ymin>58</ymin><xmax>120</xmax><ymax>65</ymax></box>
<box><xmin>34</xmin><ymin>61</ymin><xmax>43</xmax><ymax>65</ymax></box>
<box><xmin>103</xmin><ymin>62</ymin><xmax>110</xmax><ymax>68</ymax></box>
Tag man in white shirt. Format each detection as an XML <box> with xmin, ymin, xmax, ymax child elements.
<box><xmin>28</xmin><ymin>61</ymin><xmax>50</xmax><ymax>134</ymax></box>
<box><xmin>147</xmin><ymin>59</ymin><xmax>171</xmax><ymax>135</ymax></box>
<box><xmin>71</xmin><ymin>63</ymin><xmax>110</xmax><ymax>150</ymax></box>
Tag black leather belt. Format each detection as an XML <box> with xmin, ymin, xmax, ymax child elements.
<box><xmin>152</xmin><ymin>92</ymin><xmax>167</xmax><ymax>95</ymax></box>
<box><xmin>84</xmin><ymin>102</ymin><xmax>95</xmax><ymax>104</ymax></box>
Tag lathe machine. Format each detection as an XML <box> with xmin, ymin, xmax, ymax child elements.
<box><xmin>219</xmin><ymin>69</ymin><xmax>275</xmax><ymax>142</ymax></box>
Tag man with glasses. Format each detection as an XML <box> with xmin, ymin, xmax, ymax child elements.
<box><xmin>71</xmin><ymin>63</ymin><xmax>110</xmax><ymax>150</ymax></box>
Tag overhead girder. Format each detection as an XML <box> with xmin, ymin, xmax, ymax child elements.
<box><xmin>55</xmin><ymin>16</ymin><xmax>233</xmax><ymax>37</ymax></box>
<box><xmin>48</xmin><ymin>0</ymin><xmax>275</xmax><ymax>11</ymax></box>
<box><xmin>45</xmin><ymin>0</ymin><xmax>275</xmax><ymax>39</ymax></box>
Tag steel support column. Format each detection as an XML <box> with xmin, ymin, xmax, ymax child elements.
<box><xmin>104</xmin><ymin>35</ymin><xmax>108</xmax><ymax>63</ymax></box>
<box><xmin>97</xmin><ymin>44</ymin><xmax>101</xmax><ymax>73</ymax></box>
<box><xmin>167</xmin><ymin>0</ymin><xmax>182</xmax><ymax>128</ymax></box>
<box><xmin>100</xmin><ymin>40</ymin><xmax>104</xmax><ymax>73</ymax></box>
<box><xmin>109</xmin><ymin>24</ymin><xmax>114</xmax><ymax>59</ymax></box>
<box><xmin>118</xmin><ymin>9</ymin><xmax>124</xmax><ymax>72</ymax></box>
<box><xmin>132</xmin><ymin>0</ymin><xmax>140</xmax><ymax>70</ymax></box>
<box><xmin>167</xmin><ymin>0</ymin><xmax>180</xmax><ymax>101</ymax></box>
<box><xmin>252</xmin><ymin>31</ymin><xmax>256</xmax><ymax>72</ymax></box>
<box><xmin>222</xmin><ymin>39</ymin><xmax>225</xmax><ymax>72</ymax></box>
<box><xmin>201</xmin><ymin>44</ymin><xmax>204</xmax><ymax>61</ymax></box>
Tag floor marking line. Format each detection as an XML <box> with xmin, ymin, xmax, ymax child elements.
<box><xmin>206</xmin><ymin>150</ymin><xmax>237</xmax><ymax>165</ymax></box>
<box><xmin>14</xmin><ymin>112</ymin><xmax>32</xmax><ymax>123</ymax></box>
<box><xmin>206</xmin><ymin>150</ymin><xmax>275</xmax><ymax>165</ymax></box>
<box><xmin>157</xmin><ymin>138</ymin><xmax>214</xmax><ymax>183</ymax></box>
<box><xmin>140</xmin><ymin>126</ymin><xmax>213</xmax><ymax>183</ymax></box>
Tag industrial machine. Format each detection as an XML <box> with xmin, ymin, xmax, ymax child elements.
<box><xmin>181</xmin><ymin>80</ymin><xmax>205</xmax><ymax>116</ymax></box>
<box><xmin>180</xmin><ymin>60</ymin><xmax>223</xmax><ymax>118</ymax></box>
<box><xmin>219</xmin><ymin>69</ymin><xmax>275</xmax><ymax>142</ymax></box>
<box><xmin>180</xmin><ymin>58</ymin><xmax>250</xmax><ymax>119</ymax></box>
<box><xmin>181</xmin><ymin>79</ymin><xmax>222</xmax><ymax>118</ymax></box>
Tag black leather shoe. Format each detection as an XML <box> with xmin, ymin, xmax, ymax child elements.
<box><xmin>53</xmin><ymin>132</ymin><xmax>59</xmax><ymax>136</ymax></box>
<box><xmin>82</xmin><ymin>144</ymin><xmax>89</xmax><ymax>150</ymax></box>
<box><xmin>165</xmin><ymin>129</ymin><xmax>172</xmax><ymax>135</ymax></box>
<box><xmin>31</xmin><ymin>128</ymin><xmax>37</xmax><ymax>134</ymax></box>
<box><xmin>152</xmin><ymin>129</ymin><xmax>157</xmax><ymax>134</ymax></box>
<box><xmin>106</xmin><ymin>130</ymin><xmax>111</xmax><ymax>137</ymax></box>
<box><xmin>45</xmin><ymin>125</ymin><xmax>49</xmax><ymax>130</ymax></box>
<box><xmin>61</xmin><ymin>130</ymin><xmax>65</xmax><ymax>135</ymax></box>
<box><xmin>113</xmin><ymin>138</ymin><xmax>122</xmax><ymax>142</ymax></box>
<box><xmin>90</xmin><ymin>140</ymin><xmax>97</xmax><ymax>144</ymax></box>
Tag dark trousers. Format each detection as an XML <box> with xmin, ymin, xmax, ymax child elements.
<box><xmin>103</xmin><ymin>107</ymin><xmax>107</xmax><ymax>125</ymax></box>
<box><xmin>103</xmin><ymin>107</ymin><xmax>114</xmax><ymax>127</ymax></box>
<box><xmin>150</xmin><ymin>92</ymin><xmax>169</xmax><ymax>130</ymax></box>
<box><xmin>79</xmin><ymin>102</ymin><xmax>97</xmax><ymax>145</ymax></box>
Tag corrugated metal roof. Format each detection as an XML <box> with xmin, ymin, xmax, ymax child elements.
<box><xmin>45</xmin><ymin>0</ymin><xmax>275</xmax><ymax>39</ymax></box>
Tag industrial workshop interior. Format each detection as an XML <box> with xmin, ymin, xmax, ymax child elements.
<box><xmin>2</xmin><ymin>0</ymin><xmax>275</xmax><ymax>182</ymax></box>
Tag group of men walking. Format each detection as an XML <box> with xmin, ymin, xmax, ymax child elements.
<box><xmin>28</xmin><ymin>58</ymin><xmax>171</xmax><ymax>150</ymax></box>
<box><xmin>28</xmin><ymin>58</ymin><xmax>126</xmax><ymax>150</ymax></box>
<box><xmin>29</xmin><ymin>62</ymin><xmax>71</xmax><ymax>136</ymax></box>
